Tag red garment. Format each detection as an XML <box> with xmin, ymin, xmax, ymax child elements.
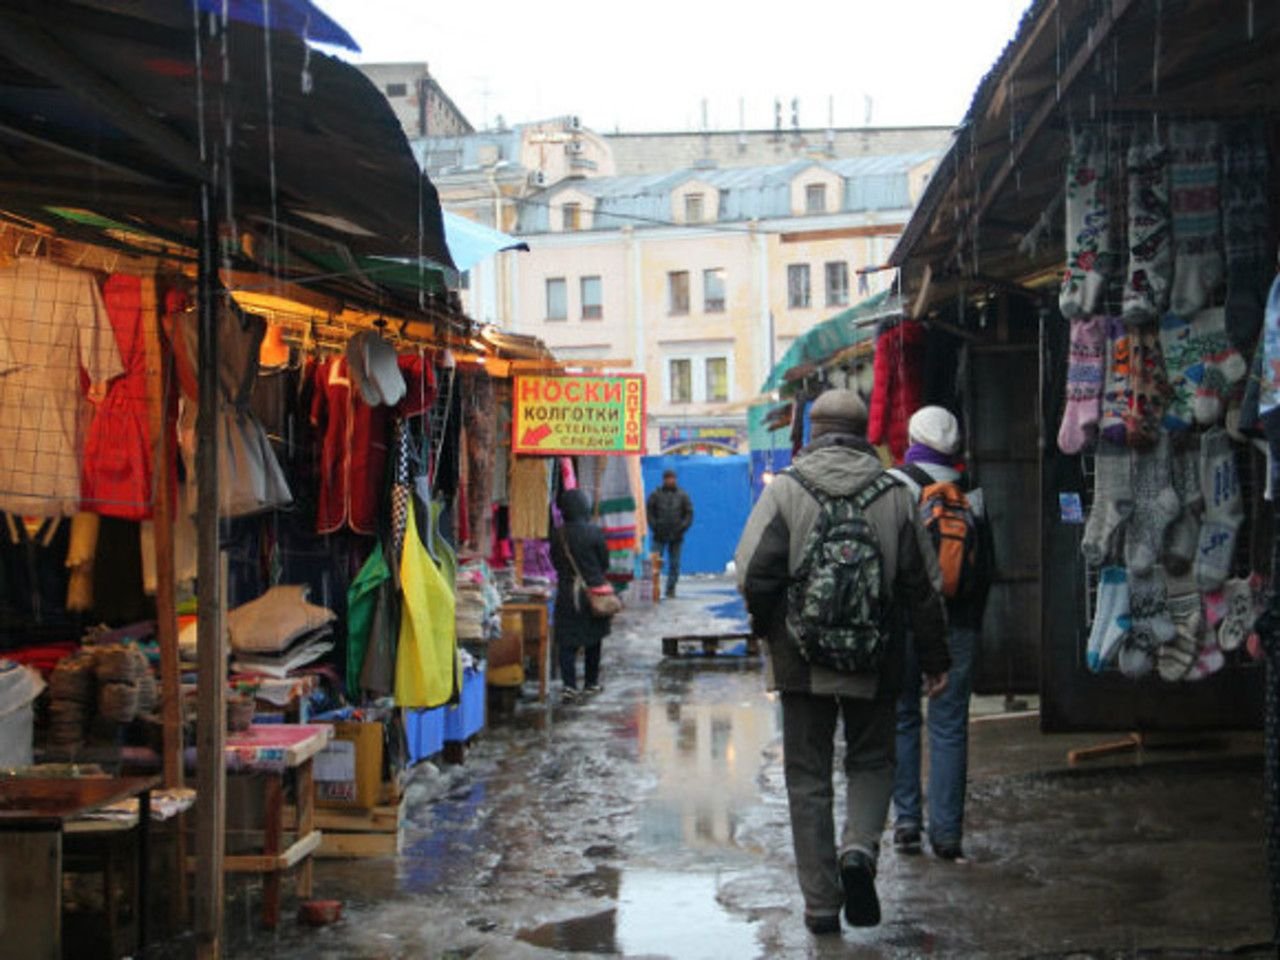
<box><xmin>82</xmin><ymin>274</ymin><xmax>153</xmax><ymax>520</ymax></box>
<box><xmin>311</xmin><ymin>357</ymin><xmax>389</xmax><ymax>535</ymax></box>
<box><xmin>397</xmin><ymin>352</ymin><xmax>437</xmax><ymax>418</ymax></box>
<box><xmin>867</xmin><ymin>320</ymin><xmax>926</xmax><ymax>462</ymax></box>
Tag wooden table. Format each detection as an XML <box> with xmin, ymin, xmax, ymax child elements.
<box><xmin>0</xmin><ymin>775</ymin><xmax>159</xmax><ymax>960</ymax></box>
<box><xmin>501</xmin><ymin>601</ymin><xmax>550</xmax><ymax>701</ymax></box>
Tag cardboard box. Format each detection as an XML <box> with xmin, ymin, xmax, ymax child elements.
<box><xmin>315</xmin><ymin>721</ymin><xmax>383</xmax><ymax>810</ymax></box>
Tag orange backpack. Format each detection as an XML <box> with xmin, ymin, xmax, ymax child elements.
<box><xmin>901</xmin><ymin>465</ymin><xmax>979</xmax><ymax>600</ymax></box>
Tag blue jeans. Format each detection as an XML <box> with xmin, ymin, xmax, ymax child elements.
<box><xmin>893</xmin><ymin>626</ymin><xmax>976</xmax><ymax>847</ymax></box>
<box><xmin>654</xmin><ymin>538</ymin><xmax>683</xmax><ymax>592</ymax></box>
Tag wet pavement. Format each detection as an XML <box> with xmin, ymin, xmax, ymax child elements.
<box><xmin>219</xmin><ymin>576</ymin><xmax>1272</xmax><ymax>959</ymax></box>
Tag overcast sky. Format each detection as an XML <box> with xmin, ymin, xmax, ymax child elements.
<box><xmin>311</xmin><ymin>0</ymin><xmax>1030</xmax><ymax>133</ymax></box>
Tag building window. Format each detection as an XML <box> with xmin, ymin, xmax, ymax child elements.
<box><xmin>562</xmin><ymin>202</ymin><xmax>581</xmax><ymax>232</ymax></box>
<box><xmin>385</xmin><ymin>82</ymin><xmax>408</xmax><ymax>98</ymax></box>
<box><xmin>787</xmin><ymin>264</ymin><xmax>811</xmax><ymax>309</ymax></box>
<box><xmin>669</xmin><ymin>359</ymin><xmax>693</xmax><ymax>403</ymax></box>
<box><xmin>684</xmin><ymin>193</ymin><xmax>705</xmax><ymax>223</ymax></box>
<box><xmin>668</xmin><ymin>271</ymin><xmax>690</xmax><ymax>315</ymax></box>
<box><xmin>581</xmin><ymin>276</ymin><xmax>603</xmax><ymax>320</ymax></box>
<box><xmin>718</xmin><ymin>188</ymin><xmax>731</xmax><ymax>219</ymax></box>
<box><xmin>703</xmin><ymin>268</ymin><xmax>726</xmax><ymax>313</ymax></box>
<box><xmin>825</xmin><ymin>261</ymin><xmax>850</xmax><ymax>307</ymax></box>
<box><xmin>705</xmin><ymin>357</ymin><xmax>729</xmax><ymax>402</ymax></box>
<box><xmin>545</xmin><ymin>278</ymin><xmax>567</xmax><ymax>321</ymax></box>
<box><xmin>805</xmin><ymin>183</ymin><xmax>827</xmax><ymax>214</ymax></box>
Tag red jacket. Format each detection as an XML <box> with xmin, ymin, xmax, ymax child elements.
<box><xmin>311</xmin><ymin>357</ymin><xmax>390</xmax><ymax>535</ymax></box>
<box><xmin>867</xmin><ymin>320</ymin><xmax>926</xmax><ymax>462</ymax></box>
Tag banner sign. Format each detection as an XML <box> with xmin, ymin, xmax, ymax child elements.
<box><xmin>659</xmin><ymin>423</ymin><xmax>747</xmax><ymax>453</ymax></box>
<box><xmin>513</xmin><ymin>374</ymin><xmax>646</xmax><ymax>455</ymax></box>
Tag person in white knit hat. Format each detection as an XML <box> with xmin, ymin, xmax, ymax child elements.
<box><xmin>889</xmin><ymin>405</ymin><xmax>992</xmax><ymax>863</ymax></box>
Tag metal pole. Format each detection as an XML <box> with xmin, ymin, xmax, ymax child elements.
<box><xmin>193</xmin><ymin>172</ymin><xmax>226</xmax><ymax>958</ymax></box>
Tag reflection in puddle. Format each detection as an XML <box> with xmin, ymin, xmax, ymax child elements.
<box><xmin>516</xmin><ymin>870</ymin><xmax>757</xmax><ymax>959</ymax></box>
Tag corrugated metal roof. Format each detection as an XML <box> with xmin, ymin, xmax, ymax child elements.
<box><xmin>516</xmin><ymin>152</ymin><xmax>936</xmax><ymax>233</ymax></box>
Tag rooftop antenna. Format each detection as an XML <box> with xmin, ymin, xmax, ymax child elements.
<box><xmin>826</xmin><ymin>95</ymin><xmax>835</xmax><ymax>154</ymax></box>
<box><xmin>773</xmin><ymin>98</ymin><xmax>782</xmax><ymax>141</ymax></box>
<box><xmin>864</xmin><ymin>94</ymin><xmax>874</xmax><ymax>127</ymax></box>
<box><xmin>738</xmin><ymin>97</ymin><xmax>747</xmax><ymax>152</ymax></box>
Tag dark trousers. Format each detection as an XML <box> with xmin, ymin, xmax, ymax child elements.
<box><xmin>559</xmin><ymin>642</ymin><xmax>601</xmax><ymax>690</ymax></box>
<box><xmin>654</xmin><ymin>538</ymin><xmax>683</xmax><ymax>591</ymax></box>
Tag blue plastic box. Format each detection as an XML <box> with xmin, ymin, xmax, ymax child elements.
<box><xmin>444</xmin><ymin>663</ymin><xmax>486</xmax><ymax>743</ymax></box>
<box><xmin>405</xmin><ymin>705</ymin><xmax>445</xmax><ymax>763</ymax></box>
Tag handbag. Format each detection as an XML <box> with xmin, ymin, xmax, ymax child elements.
<box><xmin>559</xmin><ymin>528</ymin><xmax>623</xmax><ymax>619</ymax></box>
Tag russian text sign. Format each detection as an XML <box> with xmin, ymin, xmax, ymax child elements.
<box><xmin>512</xmin><ymin>374</ymin><xmax>646</xmax><ymax>455</ymax></box>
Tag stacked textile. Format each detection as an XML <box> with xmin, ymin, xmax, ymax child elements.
<box><xmin>456</xmin><ymin>559</ymin><xmax>502</xmax><ymax>642</ymax></box>
<box><xmin>227</xmin><ymin>585</ymin><xmax>336</xmax><ymax>679</ymax></box>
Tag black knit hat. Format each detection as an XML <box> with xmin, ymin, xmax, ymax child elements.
<box><xmin>809</xmin><ymin>389</ymin><xmax>868</xmax><ymax>438</ymax></box>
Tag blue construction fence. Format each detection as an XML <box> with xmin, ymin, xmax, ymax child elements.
<box><xmin>640</xmin><ymin>454</ymin><xmax>753</xmax><ymax>576</ymax></box>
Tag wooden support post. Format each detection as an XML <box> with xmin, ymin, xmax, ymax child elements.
<box><xmin>261</xmin><ymin>776</ymin><xmax>284</xmax><ymax>928</ymax></box>
<box><xmin>194</xmin><ymin>178</ymin><xmax>226</xmax><ymax>960</ymax></box>
<box><xmin>295</xmin><ymin>759</ymin><xmax>315</xmax><ymax>899</ymax></box>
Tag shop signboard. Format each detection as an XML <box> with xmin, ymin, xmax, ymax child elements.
<box><xmin>658</xmin><ymin>423</ymin><xmax>747</xmax><ymax>454</ymax></box>
<box><xmin>513</xmin><ymin>374</ymin><xmax>646</xmax><ymax>455</ymax></box>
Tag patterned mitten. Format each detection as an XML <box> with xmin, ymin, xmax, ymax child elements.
<box><xmin>1058</xmin><ymin>316</ymin><xmax>1106</xmax><ymax>454</ymax></box>
<box><xmin>1168</xmin><ymin>121</ymin><xmax>1223</xmax><ymax>318</ymax></box>
<box><xmin>1122</xmin><ymin>142</ymin><xmax>1173</xmax><ymax>325</ymax></box>
<box><xmin>1059</xmin><ymin>130</ymin><xmax>1115</xmax><ymax>320</ymax></box>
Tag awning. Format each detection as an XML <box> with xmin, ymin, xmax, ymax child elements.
<box><xmin>441</xmin><ymin>211</ymin><xmax>529</xmax><ymax>273</ymax></box>
<box><xmin>758</xmin><ymin>290</ymin><xmax>900</xmax><ymax>395</ymax></box>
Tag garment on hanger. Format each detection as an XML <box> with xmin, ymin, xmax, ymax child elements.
<box><xmin>0</xmin><ymin>259</ymin><xmax>122</xmax><ymax>516</ymax></box>
<box><xmin>462</xmin><ymin>370</ymin><xmax>496</xmax><ymax>554</ymax></box>
<box><xmin>394</xmin><ymin>494</ymin><xmax>458</xmax><ymax>709</ymax></box>
<box><xmin>310</xmin><ymin>355</ymin><xmax>390</xmax><ymax>536</ymax></box>
<box><xmin>509</xmin><ymin>457</ymin><xmax>550</xmax><ymax>540</ymax></box>
<box><xmin>867</xmin><ymin>318</ymin><xmax>926</xmax><ymax>462</ymax></box>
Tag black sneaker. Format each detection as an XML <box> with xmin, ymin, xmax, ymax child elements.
<box><xmin>840</xmin><ymin>850</ymin><xmax>881</xmax><ymax>928</ymax></box>
<box><xmin>893</xmin><ymin>824</ymin><xmax>922</xmax><ymax>854</ymax></box>
<box><xmin>560</xmin><ymin>688</ymin><xmax>579</xmax><ymax>704</ymax></box>
<box><xmin>803</xmin><ymin>913</ymin><xmax>841</xmax><ymax>936</ymax></box>
<box><xmin>583</xmin><ymin>684</ymin><xmax>603</xmax><ymax>696</ymax></box>
<box><xmin>932</xmin><ymin>840</ymin><xmax>966</xmax><ymax>862</ymax></box>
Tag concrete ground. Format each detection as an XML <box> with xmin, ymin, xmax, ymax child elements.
<box><xmin>216</xmin><ymin>575</ymin><xmax>1272</xmax><ymax>959</ymax></box>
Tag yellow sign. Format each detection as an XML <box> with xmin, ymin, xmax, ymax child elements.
<box><xmin>512</xmin><ymin>374</ymin><xmax>646</xmax><ymax>455</ymax></box>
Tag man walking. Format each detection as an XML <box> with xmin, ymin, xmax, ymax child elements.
<box><xmin>889</xmin><ymin>406</ymin><xmax>991</xmax><ymax>863</ymax></box>
<box><xmin>735</xmin><ymin>389</ymin><xmax>949</xmax><ymax>935</ymax></box>
<box><xmin>647</xmin><ymin>468</ymin><xmax>693</xmax><ymax>598</ymax></box>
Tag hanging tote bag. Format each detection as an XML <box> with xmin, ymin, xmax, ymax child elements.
<box><xmin>394</xmin><ymin>497</ymin><xmax>459</xmax><ymax>709</ymax></box>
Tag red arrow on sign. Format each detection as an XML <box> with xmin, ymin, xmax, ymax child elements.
<box><xmin>520</xmin><ymin>424</ymin><xmax>553</xmax><ymax>448</ymax></box>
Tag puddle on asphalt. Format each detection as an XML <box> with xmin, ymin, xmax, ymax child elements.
<box><xmin>518</xmin><ymin>868</ymin><xmax>758</xmax><ymax>958</ymax></box>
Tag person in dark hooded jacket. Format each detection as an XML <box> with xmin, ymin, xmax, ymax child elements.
<box><xmin>551</xmin><ymin>488</ymin><xmax>612</xmax><ymax>701</ymax></box>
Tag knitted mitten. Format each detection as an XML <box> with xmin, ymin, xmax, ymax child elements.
<box><xmin>1060</xmin><ymin>130</ymin><xmax>1115</xmax><ymax>320</ymax></box>
<box><xmin>1221</xmin><ymin>120</ymin><xmax>1272</xmax><ymax>352</ymax></box>
<box><xmin>1163</xmin><ymin>435</ymin><xmax>1203</xmax><ymax>574</ymax></box>
<box><xmin>1168</xmin><ymin>121</ymin><xmax>1223</xmax><ymax>318</ymax></box>
<box><xmin>1125</xmin><ymin>322</ymin><xmax>1170</xmax><ymax>447</ymax></box>
<box><xmin>1082</xmin><ymin>441</ymin><xmax>1133</xmax><ymax>567</ymax></box>
<box><xmin>1194</xmin><ymin>427</ymin><xmax>1244</xmax><ymax>592</ymax></box>
<box><xmin>1122</xmin><ymin>142</ymin><xmax>1173</xmax><ymax>325</ymax></box>
<box><xmin>1124</xmin><ymin>437</ymin><xmax>1181</xmax><ymax>576</ymax></box>
<box><xmin>1190</xmin><ymin>308</ymin><xmax>1248</xmax><ymax>426</ymax></box>
<box><xmin>1058</xmin><ymin>316</ymin><xmax>1106</xmax><ymax>454</ymax></box>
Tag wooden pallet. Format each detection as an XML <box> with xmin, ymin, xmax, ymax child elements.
<box><xmin>283</xmin><ymin>802</ymin><xmax>399</xmax><ymax>859</ymax></box>
<box><xmin>661</xmin><ymin>633</ymin><xmax>761</xmax><ymax>658</ymax></box>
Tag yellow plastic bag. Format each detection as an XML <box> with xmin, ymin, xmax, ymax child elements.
<box><xmin>394</xmin><ymin>498</ymin><xmax>459</xmax><ymax>709</ymax></box>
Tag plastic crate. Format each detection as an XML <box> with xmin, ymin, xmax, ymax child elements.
<box><xmin>404</xmin><ymin>706</ymin><xmax>445</xmax><ymax>763</ymax></box>
<box><xmin>444</xmin><ymin>663</ymin><xmax>486</xmax><ymax>743</ymax></box>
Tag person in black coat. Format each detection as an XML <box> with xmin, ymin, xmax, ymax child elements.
<box><xmin>551</xmin><ymin>488</ymin><xmax>612</xmax><ymax>702</ymax></box>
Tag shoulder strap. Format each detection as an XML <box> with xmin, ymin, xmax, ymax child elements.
<box><xmin>557</xmin><ymin>526</ymin><xmax>586</xmax><ymax>582</ymax></box>
<box><xmin>784</xmin><ymin>467</ymin><xmax>897</xmax><ymax>509</ymax></box>
<box><xmin>898</xmin><ymin>462</ymin><xmax>935</xmax><ymax>492</ymax></box>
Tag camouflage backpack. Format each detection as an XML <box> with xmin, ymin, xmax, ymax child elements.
<box><xmin>783</xmin><ymin>469</ymin><xmax>898</xmax><ymax>673</ymax></box>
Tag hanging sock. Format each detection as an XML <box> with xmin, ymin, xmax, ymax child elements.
<box><xmin>1186</xmin><ymin>641</ymin><xmax>1226</xmax><ymax>681</ymax></box>
<box><xmin>1121</xmin><ymin>141</ymin><xmax>1173</xmax><ymax>325</ymax></box>
<box><xmin>1167</xmin><ymin>121</ymin><xmax>1224</xmax><ymax>318</ymax></box>
<box><xmin>1159</xmin><ymin>588</ymin><xmax>1204</xmax><ymax>682</ymax></box>
<box><xmin>1217</xmin><ymin>573</ymin><xmax>1265</xmax><ymax>652</ymax></box>
<box><xmin>1162</xmin><ymin>435</ymin><xmax>1202</xmax><ymax>574</ymax></box>
<box><xmin>1128</xmin><ymin>568</ymin><xmax>1176</xmax><ymax>649</ymax></box>
<box><xmin>1086</xmin><ymin>566</ymin><xmax>1131</xmax><ymax>672</ymax></box>
<box><xmin>1124</xmin><ymin>438</ymin><xmax>1181</xmax><ymax>576</ymax></box>
<box><xmin>1058</xmin><ymin>315</ymin><xmax>1106</xmax><ymax>454</ymax></box>
<box><xmin>1059</xmin><ymin>130</ymin><xmax>1115</xmax><ymax>320</ymax></box>
<box><xmin>1189</xmin><ymin>308</ymin><xmax>1248</xmax><ymax>426</ymax></box>
<box><xmin>1098</xmin><ymin>316</ymin><xmax>1132</xmax><ymax>446</ymax></box>
<box><xmin>1081</xmin><ymin>441</ymin><xmax>1133</xmax><ymax>568</ymax></box>
<box><xmin>1194</xmin><ymin>428</ymin><xmax>1244</xmax><ymax>592</ymax></box>
<box><xmin>1124</xmin><ymin>322</ymin><xmax>1170</xmax><ymax>448</ymax></box>
<box><xmin>1220</xmin><ymin>120</ymin><xmax>1272</xmax><ymax>352</ymax></box>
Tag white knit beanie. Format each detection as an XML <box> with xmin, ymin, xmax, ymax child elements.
<box><xmin>908</xmin><ymin>406</ymin><xmax>960</xmax><ymax>455</ymax></box>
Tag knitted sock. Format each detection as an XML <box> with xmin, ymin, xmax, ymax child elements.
<box><xmin>1168</xmin><ymin>121</ymin><xmax>1223</xmax><ymax>318</ymax></box>
<box><xmin>1190</xmin><ymin>308</ymin><xmax>1248</xmax><ymax>426</ymax></box>
<box><xmin>1129</xmin><ymin>568</ymin><xmax>1176</xmax><ymax>646</ymax></box>
<box><xmin>1163</xmin><ymin>436</ymin><xmax>1202</xmax><ymax>574</ymax></box>
<box><xmin>1186</xmin><ymin>641</ymin><xmax>1226</xmax><ymax>681</ymax></box>
<box><xmin>1218</xmin><ymin>573</ymin><xmax>1265</xmax><ymax>652</ymax></box>
<box><xmin>1159</xmin><ymin>590</ymin><xmax>1204</xmax><ymax>682</ymax></box>
<box><xmin>1160</xmin><ymin>311</ymin><xmax>1200</xmax><ymax>432</ymax></box>
<box><xmin>1122</xmin><ymin>141</ymin><xmax>1173</xmax><ymax>325</ymax></box>
<box><xmin>1099</xmin><ymin>316</ymin><xmax>1132</xmax><ymax>446</ymax></box>
<box><xmin>1260</xmin><ymin>276</ymin><xmax>1280</xmax><ymax>418</ymax></box>
<box><xmin>1087</xmin><ymin>566</ymin><xmax>1131</xmax><ymax>672</ymax></box>
<box><xmin>1058</xmin><ymin>315</ymin><xmax>1106</xmax><ymax>454</ymax></box>
<box><xmin>1124</xmin><ymin>437</ymin><xmax>1181</xmax><ymax>576</ymax></box>
<box><xmin>1060</xmin><ymin>131</ymin><xmax>1114</xmax><ymax>321</ymax></box>
<box><xmin>1125</xmin><ymin>322</ymin><xmax>1170</xmax><ymax>447</ymax></box>
<box><xmin>1082</xmin><ymin>442</ymin><xmax>1133</xmax><ymax>567</ymax></box>
<box><xmin>1194</xmin><ymin>428</ymin><xmax>1244</xmax><ymax>591</ymax></box>
<box><xmin>1118</xmin><ymin>639</ymin><xmax>1155</xmax><ymax>679</ymax></box>
<box><xmin>1221</xmin><ymin>120</ymin><xmax>1272</xmax><ymax>352</ymax></box>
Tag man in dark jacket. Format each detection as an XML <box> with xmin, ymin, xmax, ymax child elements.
<box><xmin>647</xmin><ymin>469</ymin><xmax>693</xmax><ymax>598</ymax></box>
<box><xmin>734</xmin><ymin>389</ymin><xmax>949</xmax><ymax>935</ymax></box>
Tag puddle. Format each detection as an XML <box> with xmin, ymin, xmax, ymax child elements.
<box><xmin>518</xmin><ymin>869</ymin><xmax>758</xmax><ymax>959</ymax></box>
